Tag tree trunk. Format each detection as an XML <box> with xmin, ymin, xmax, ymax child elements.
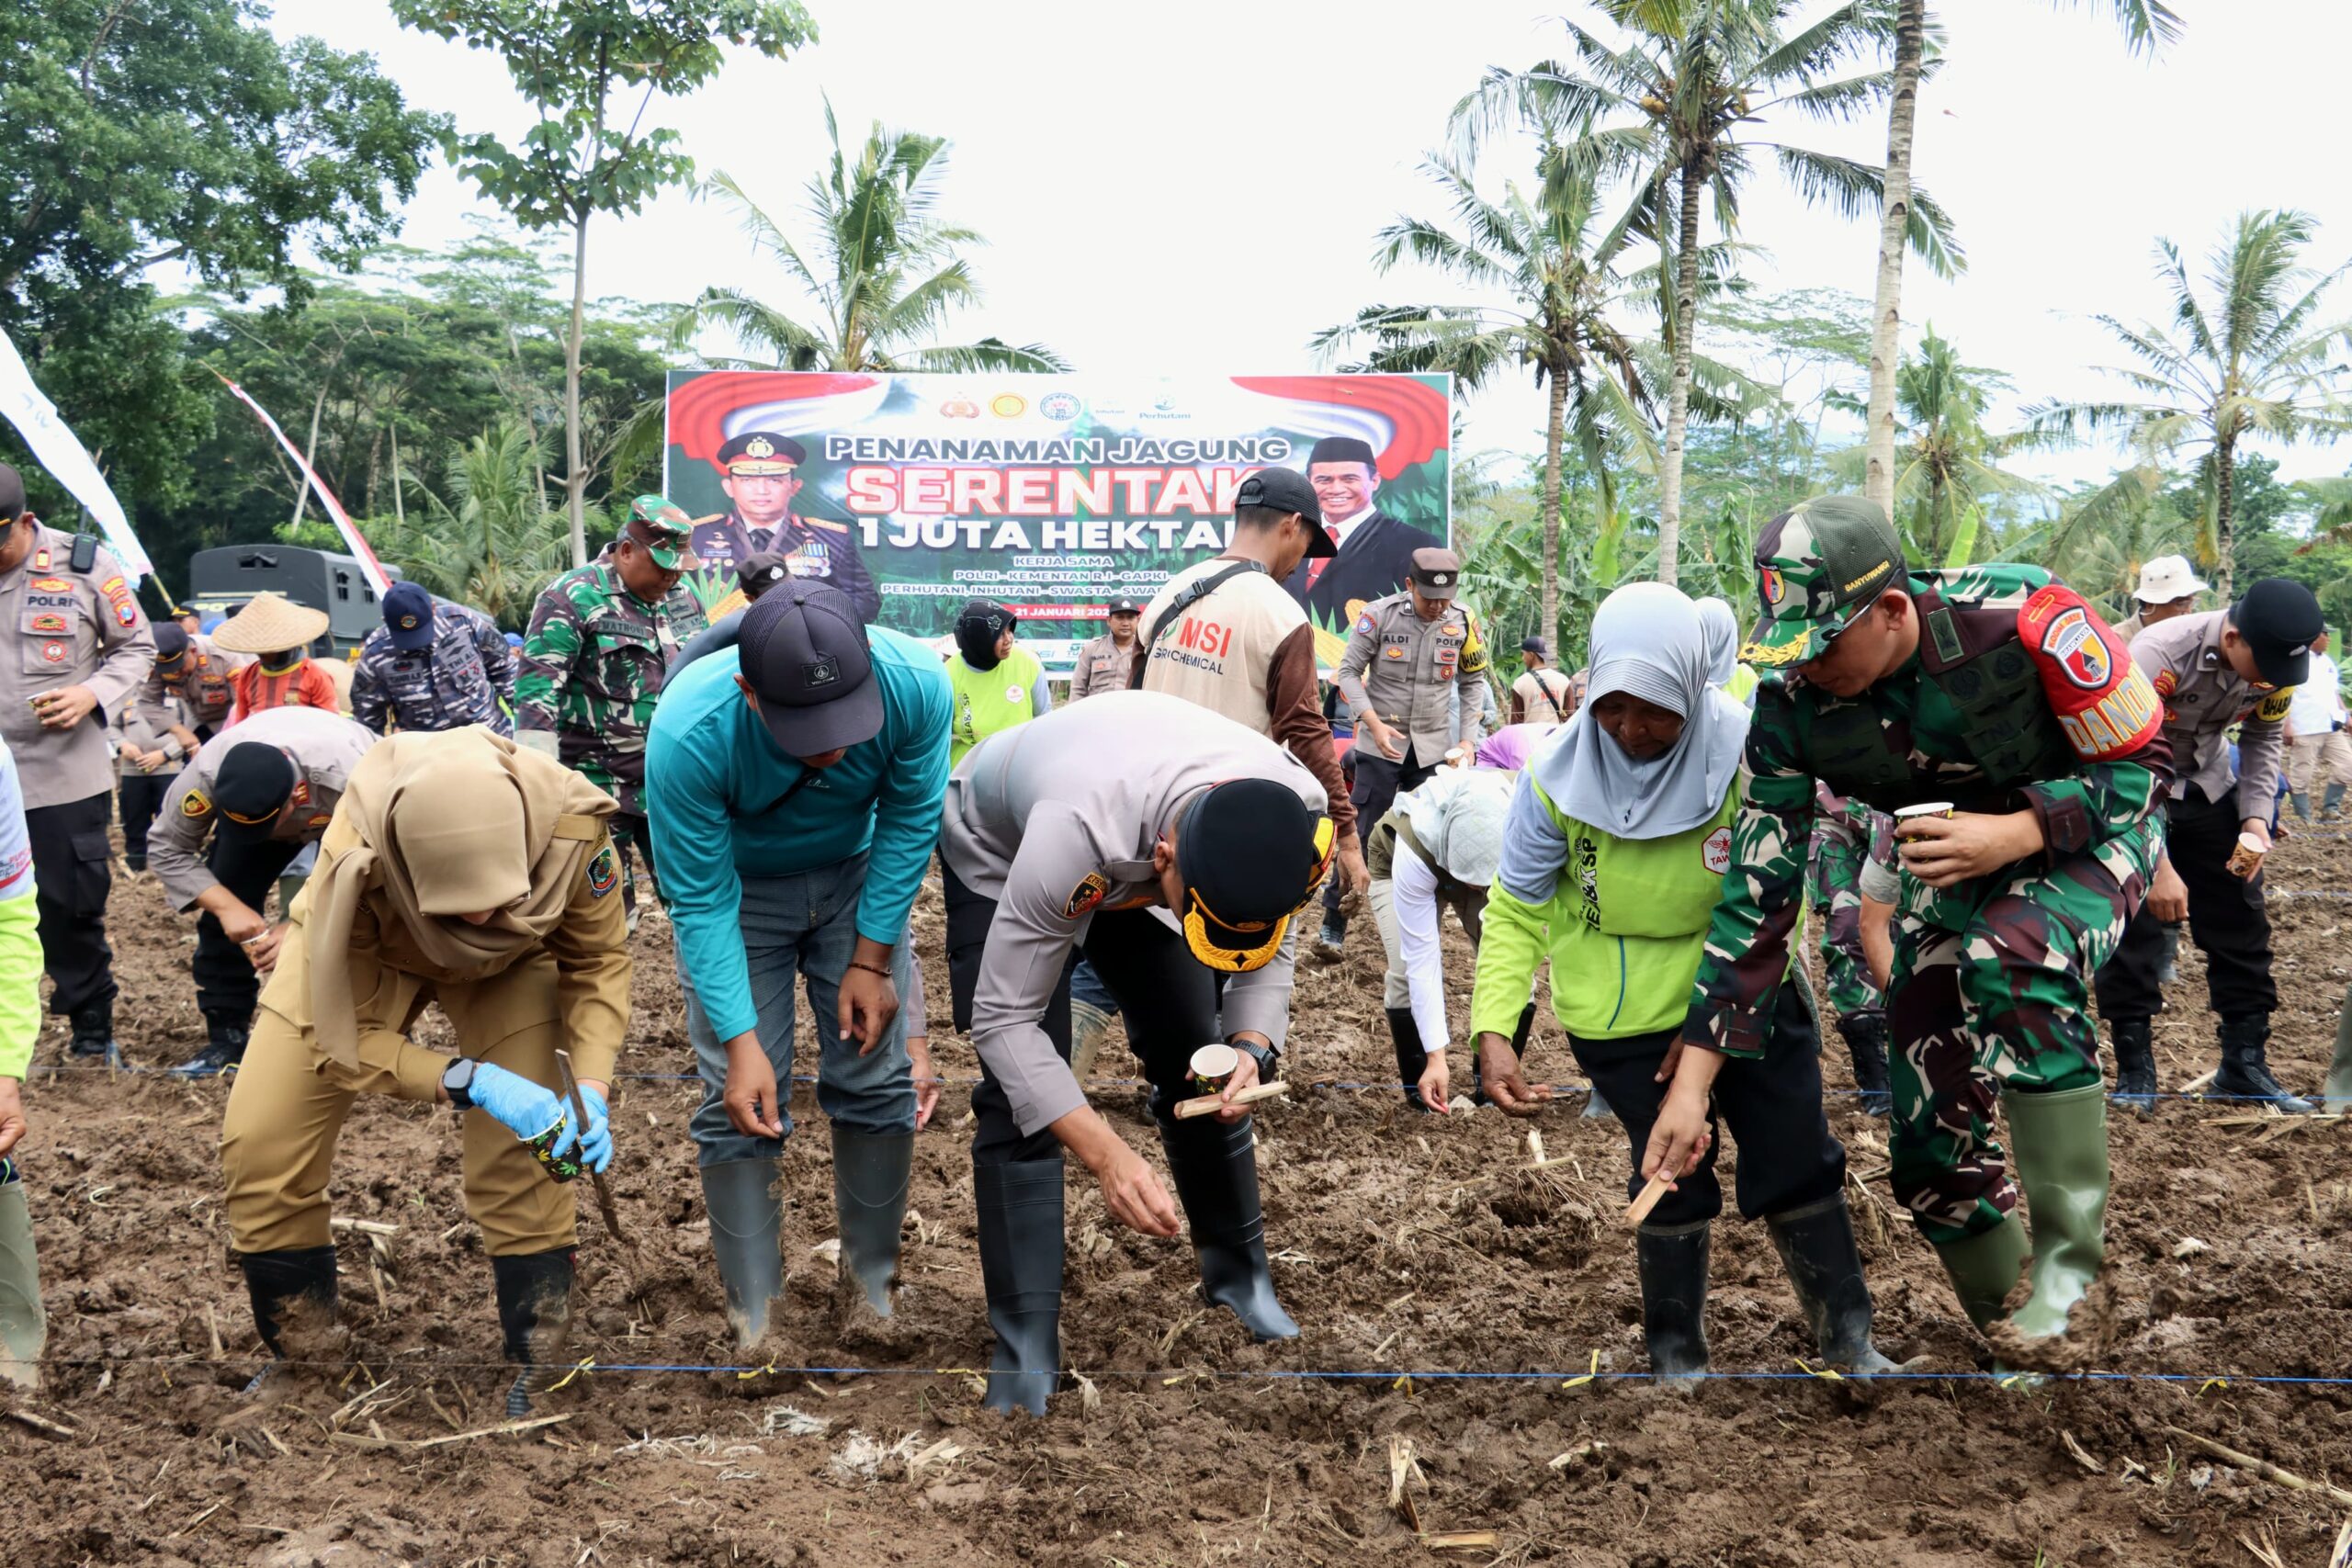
<box><xmin>293</xmin><ymin>382</ymin><xmax>330</xmax><ymax>533</ymax></box>
<box><xmin>565</xmin><ymin>207</ymin><xmax>591</xmax><ymax>569</ymax></box>
<box><xmin>1658</xmin><ymin>163</ymin><xmax>1705</xmax><ymax>588</ymax></box>
<box><xmin>2212</xmin><ymin>434</ymin><xmax>2236</xmax><ymax>602</ymax></box>
<box><xmin>1541</xmin><ymin>368</ymin><xmax>1567</xmax><ymax>649</ymax></box>
<box><xmin>390</xmin><ymin>419</ymin><xmax>405</xmax><ymax>531</ymax></box>
<box><xmin>1862</xmin><ymin>0</ymin><xmax>1925</xmax><ymax>518</ymax></box>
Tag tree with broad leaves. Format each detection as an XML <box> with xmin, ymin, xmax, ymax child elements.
<box><xmin>390</xmin><ymin>0</ymin><xmax>818</xmax><ymax>568</ymax></box>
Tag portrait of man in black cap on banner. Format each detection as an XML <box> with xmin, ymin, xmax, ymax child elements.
<box><xmin>1280</xmin><ymin>435</ymin><xmax>1445</xmax><ymax>646</ymax></box>
<box><xmin>688</xmin><ymin>431</ymin><xmax>881</xmax><ymax>624</ymax></box>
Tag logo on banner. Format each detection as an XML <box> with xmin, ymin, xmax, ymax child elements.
<box><xmin>989</xmin><ymin>393</ymin><xmax>1027</xmax><ymax>418</ymax></box>
<box><xmin>1039</xmin><ymin>392</ymin><xmax>1079</xmax><ymax>421</ymax></box>
<box><xmin>940</xmin><ymin>398</ymin><xmax>979</xmax><ymax>419</ymax></box>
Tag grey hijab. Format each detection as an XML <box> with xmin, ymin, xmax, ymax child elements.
<box><xmin>1695</xmin><ymin>596</ymin><xmax>1740</xmax><ymax>688</ymax></box>
<box><xmin>1529</xmin><ymin>581</ymin><xmax>1750</xmax><ymax>840</ymax></box>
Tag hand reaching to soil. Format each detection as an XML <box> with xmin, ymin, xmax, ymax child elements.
<box><xmin>1476</xmin><ymin>1032</ymin><xmax>1550</xmax><ymax>1117</ymax></box>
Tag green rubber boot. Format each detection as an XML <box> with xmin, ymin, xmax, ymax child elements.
<box><xmin>0</xmin><ymin>1176</ymin><xmax>45</xmax><ymax>1390</ymax></box>
<box><xmin>1932</xmin><ymin>1213</ymin><xmax>2030</xmax><ymax>1334</ymax></box>
<box><xmin>2322</xmin><ymin>982</ymin><xmax>2352</xmax><ymax>1112</ymax></box>
<box><xmin>2002</xmin><ymin>1083</ymin><xmax>2109</xmax><ymax>1343</ymax></box>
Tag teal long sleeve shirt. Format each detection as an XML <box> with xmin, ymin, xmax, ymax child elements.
<box><xmin>646</xmin><ymin>627</ymin><xmax>952</xmax><ymax>1042</ymax></box>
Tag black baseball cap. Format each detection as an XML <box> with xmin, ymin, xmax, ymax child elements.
<box><xmin>1235</xmin><ymin>468</ymin><xmax>1331</xmax><ymax>549</ymax></box>
<box><xmin>1519</xmin><ymin>636</ymin><xmax>1549</xmax><ymax>657</ymax></box>
<box><xmin>153</xmin><ymin>623</ymin><xmax>189</xmax><ymax>662</ymax></box>
<box><xmin>1106</xmin><ymin>596</ymin><xmax>1142</xmax><ymax>616</ymax></box>
<box><xmin>214</xmin><ymin>743</ymin><xmax>296</xmax><ymax>840</ymax></box>
<box><xmin>1172</xmin><ymin>780</ymin><xmax>1336</xmax><ymax>973</ymax></box>
<box><xmin>2231</xmin><ymin>578</ymin><xmax>2324</xmax><ymax>688</ymax></box>
<box><xmin>738</xmin><ymin>551</ymin><xmax>791</xmax><ymax>599</ymax></box>
<box><xmin>381</xmin><ymin>581</ymin><xmax>435</xmax><ymax>651</ymax></box>
<box><xmin>739</xmin><ymin>583</ymin><xmax>882</xmax><ymax>757</ymax></box>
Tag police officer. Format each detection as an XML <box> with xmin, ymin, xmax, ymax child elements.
<box><xmin>134</xmin><ymin>621</ymin><xmax>243</xmax><ymax>748</ymax></box>
<box><xmin>515</xmin><ymin>497</ymin><xmax>707</xmax><ymax>922</ymax></box>
<box><xmin>350</xmin><ymin>581</ymin><xmax>516</xmax><ymax>737</ymax></box>
<box><xmin>1657</xmin><ymin>495</ymin><xmax>2171</xmax><ymax>1361</ymax></box>
<box><xmin>148</xmin><ymin>707</ymin><xmax>379</xmax><ymax>1076</ymax></box>
<box><xmin>219</xmin><ymin>728</ymin><xmax>625</xmax><ymax>1412</ymax></box>
<box><xmin>940</xmin><ymin>690</ymin><xmax>1333</xmax><ymax>1414</ymax></box>
<box><xmin>2094</xmin><ymin>578</ymin><xmax>2324</xmax><ymax>1112</ymax></box>
<box><xmin>0</xmin><ymin>462</ymin><xmax>155</xmax><ymax>1066</ymax></box>
<box><xmin>1320</xmin><ymin>547</ymin><xmax>1489</xmax><ymax>952</ymax></box>
<box><xmin>113</xmin><ymin>680</ymin><xmax>189</xmax><ymax>874</ymax></box>
<box><xmin>690</xmin><ymin>432</ymin><xmax>880</xmax><ymax>622</ymax></box>
<box><xmin>1069</xmin><ymin>596</ymin><xmax>1143</xmax><ymax>699</ymax></box>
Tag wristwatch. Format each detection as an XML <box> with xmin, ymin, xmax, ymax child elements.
<box><xmin>441</xmin><ymin>1056</ymin><xmax>481</xmax><ymax>1111</ymax></box>
<box><xmin>1235</xmin><ymin>1041</ymin><xmax>1278</xmax><ymax>1079</ymax></box>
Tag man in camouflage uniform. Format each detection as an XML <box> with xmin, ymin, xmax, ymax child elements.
<box><xmin>1808</xmin><ymin>781</ymin><xmax>1895</xmax><ymax>1115</ymax></box>
<box><xmin>1650</xmin><ymin>495</ymin><xmax>2172</xmax><ymax>1360</ymax></box>
<box><xmin>351</xmin><ymin>582</ymin><xmax>516</xmax><ymax>738</ymax></box>
<box><xmin>515</xmin><ymin>498</ymin><xmax>705</xmax><ymax>920</ymax></box>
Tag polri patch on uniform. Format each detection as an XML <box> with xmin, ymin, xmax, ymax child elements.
<box><xmin>2152</xmin><ymin>668</ymin><xmax>2177</xmax><ymax>697</ymax></box>
<box><xmin>1063</xmin><ymin>870</ymin><xmax>1110</xmax><ymax>919</ymax></box>
<box><xmin>29</xmin><ymin>613</ymin><xmax>64</xmax><ymax>634</ymax></box>
<box><xmin>182</xmin><ymin>788</ymin><xmax>212</xmax><ymax>818</ymax></box>
<box><xmin>40</xmin><ymin>641</ymin><xmax>65</xmax><ymax>664</ymax></box>
<box><xmin>1356</xmin><ymin>611</ymin><xmax>1377</xmax><ymax>636</ymax></box>
<box><xmin>29</xmin><ymin>578</ymin><xmax>69</xmax><ymax>593</ymax></box>
<box><xmin>1382</xmin><ymin>645</ymin><xmax>1405</xmax><ymax>659</ymax></box>
<box><xmin>587</xmin><ymin>845</ymin><xmax>618</xmax><ymax>898</ymax></box>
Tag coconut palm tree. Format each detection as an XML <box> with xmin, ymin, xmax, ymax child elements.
<box><xmin>2025</xmin><ymin>209</ymin><xmax>2352</xmax><ymax>599</ymax></box>
<box><xmin>1455</xmin><ymin>0</ymin><xmax>1962</xmax><ymax>584</ymax></box>
<box><xmin>1869</xmin><ymin>323</ymin><xmax>2046</xmax><ymax>567</ymax></box>
<box><xmin>679</xmin><ymin>103</ymin><xmax>1066</xmax><ymax>374</ymax></box>
<box><xmin>1860</xmin><ymin>1</ymin><xmax>2178</xmax><ymax>513</ymax></box>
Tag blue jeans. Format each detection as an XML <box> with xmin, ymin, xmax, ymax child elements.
<box><xmin>684</xmin><ymin>852</ymin><xmax>918</xmax><ymax>1166</ymax></box>
<box><xmin>1069</xmin><ymin>956</ymin><xmax>1119</xmax><ymax>1015</ymax></box>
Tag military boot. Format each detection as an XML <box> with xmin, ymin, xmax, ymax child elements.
<box><xmin>2211</xmin><ymin>1014</ymin><xmax>2312</xmax><ymax>1112</ymax></box>
<box><xmin>2002</xmin><ymin>1084</ymin><xmax>2109</xmax><ymax>1344</ymax></box>
<box><xmin>831</xmin><ymin>1126</ymin><xmax>912</xmax><ymax>1317</ymax></box>
<box><xmin>974</xmin><ymin>1157</ymin><xmax>1064</xmax><ymax>1416</ymax></box>
<box><xmin>1158</xmin><ymin>1112</ymin><xmax>1297</xmax><ymax>1342</ymax></box>
<box><xmin>1386</xmin><ymin>1008</ymin><xmax>1431</xmax><ymax>1111</ymax></box>
<box><xmin>0</xmin><ymin>1171</ymin><xmax>46</xmax><ymax>1390</ymax></box>
<box><xmin>67</xmin><ymin>1001</ymin><xmax>122</xmax><ymax>1069</ymax></box>
<box><xmin>1634</xmin><ymin>1219</ymin><xmax>1710</xmax><ymax>1379</ymax></box>
<box><xmin>171</xmin><ymin>1013</ymin><xmax>249</xmax><ymax>1078</ymax></box>
<box><xmin>700</xmin><ymin>1159</ymin><xmax>784</xmax><ymax>1349</ymax></box>
<box><xmin>1068</xmin><ymin>996</ymin><xmax>1115</xmax><ymax>1084</ymax></box>
<box><xmin>2109</xmin><ymin>1015</ymin><xmax>2158</xmax><ymax>1115</ymax></box>
<box><xmin>1841</xmin><ymin>1013</ymin><xmax>1893</xmax><ymax>1117</ymax></box>
<box><xmin>1765</xmin><ymin>1193</ymin><xmax>1897</xmax><ymax>1373</ymax></box>
<box><xmin>492</xmin><ymin>1248</ymin><xmax>576</xmax><ymax>1416</ymax></box>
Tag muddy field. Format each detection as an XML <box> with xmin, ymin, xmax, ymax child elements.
<box><xmin>5</xmin><ymin>827</ymin><xmax>2352</xmax><ymax>1567</ymax></box>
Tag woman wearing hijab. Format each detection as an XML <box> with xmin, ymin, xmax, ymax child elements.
<box><xmin>219</xmin><ymin>728</ymin><xmax>631</xmax><ymax>1413</ymax></box>
<box><xmin>945</xmin><ymin>599</ymin><xmax>1051</xmax><ymax>768</ymax></box>
<box><xmin>1694</xmin><ymin>595</ymin><xmax>1757</xmax><ymax>705</ymax></box>
<box><xmin>1468</xmin><ymin>583</ymin><xmax>1894</xmax><ymax>1378</ymax></box>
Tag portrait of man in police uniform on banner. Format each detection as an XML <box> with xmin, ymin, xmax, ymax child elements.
<box><xmin>685</xmin><ymin>430</ymin><xmax>881</xmax><ymax>623</ymax></box>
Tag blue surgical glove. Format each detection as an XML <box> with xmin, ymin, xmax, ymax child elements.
<box><xmin>564</xmin><ymin>1084</ymin><xmax>613</xmax><ymax>1174</ymax></box>
<box><xmin>467</xmin><ymin>1061</ymin><xmax>564</xmax><ymax>1145</ymax></box>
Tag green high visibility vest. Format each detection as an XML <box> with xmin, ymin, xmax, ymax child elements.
<box><xmin>947</xmin><ymin>647</ymin><xmax>1045</xmax><ymax>768</ymax></box>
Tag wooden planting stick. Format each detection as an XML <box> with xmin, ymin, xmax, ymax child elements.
<box><xmin>1172</xmin><ymin>1081</ymin><xmax>1288</xmax><ymax>1120</ymax></box>
<box><xmin>2163</xmin><ymin>1426</ymin><xmax>2352</xmax><ymax>1508</ymax></box>
<box><xmin>1623</xmin><ymin>1170</ymin><xmax>1676</xmax><ymax>1228</ymax></box>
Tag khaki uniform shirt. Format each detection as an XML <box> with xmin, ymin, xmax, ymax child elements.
<box><xmin>1334</xmin><ymin>592</ymin><xmax>1490</xmax><ymax>764</ymax></box>
<box><xmin>1068</xmin><ymin>633</ymin><xmax>1139</xmax><ymax>700</ymax></box>
<box><xmin>136</xmin><ymin>633</ymin><xmax>246</xmax><ymax>735</ymax></box>
<box><xmin>149</xmin><ymin>707</ymin><xmax>380</xmax><ymax>910</ymax></box>
<box><xmin>115</xmin><ymin>687</ymin><xmax>189</xmax><ymax>768</ymax></box>
<box><xmin>0</xmin><ymin>523</ymin><xmax>156</xmax><ymax>808</ymax></box>
<box><xmin>2130</xmin><ymin>610</ymin><xmax>2290</xmax><ymax>823</ymax></box>
<box><xmin>940</xmin><ymin>690</ymin><xmax>1327</xmax><ymax>1137</ymax></box>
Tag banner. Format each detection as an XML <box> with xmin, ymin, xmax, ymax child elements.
<box><xmin>212</xmin><ymin>372</ymin><xmax>391</xmax><ymax>596</ymax></box>
<box><xmin>662</xmin><ymin>371</ymin><xmax>1452</xmax><ymax>668</ymax></box>
<box><xmin>0</xmin><ymin>325</ymin><xmax>154</xmax><ymax>580</ymax></box>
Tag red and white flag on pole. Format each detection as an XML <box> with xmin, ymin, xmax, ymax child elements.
<box><xmin>211</xmin><ymin>371</ymin><xmax>390</xmax><ymax>595</ymax></box>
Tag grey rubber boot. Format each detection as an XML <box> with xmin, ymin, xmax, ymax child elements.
<box><xmin>831</xmin><ymin>1126</ymin><xmax>912</xmax><ymax>1316</ymax></box>
<box><xmin>2290</xmin><ymin>791</ymin><xmax>2313</xmax><ymax>821</ymax></box>
<box><xmin>0</xmin><ymin>1177</ymin><xmax>46</xmax><ymax>1390</ymax></box>
<box><xmin>2324</xmin><ymin>983</ymin><xmax>2352</xmax><ymax>1111</ymax></box>
<box><xmin>2325</xmin><ymin>782</ymin><xmax>2347</xmax><ymax>818</ymax></box>
<box><xmin>701</xmin><ymin>1159</ymin><xmax>785</xmax><ymax>1350</ymax></box>
<box><xmin>1635</xmin><ymin>1219</ymin><xmax>1710</xmax><ymax>1378</ymax></box>
<box><xmin>492</xmin><ymin>1248</ymin><xmax>575</xmax><ymax>1416</ymax></box>
<box><xmin>1068</xmin><ymin>997</ymin><xmax>1114</xmax><ymax>1084</ymax></box>
<box><xmin>2109</xmin><ymin>1015</ymin><xmax>2158</xmax><ymax>1114</ymax></box>
<box><xmin>1158</xmin><ymin>1112</ymin><xmax>1298</xmax><ymax>1341</ymax></box>
<box><xmin>975</xmin><ymin>1157</ymin><xmax>1065</xmax><ymax>1416</ymax></box>
<box><xmin>1765</xmin><ymin>1193</ymin><xmax>1897</xmax><ymax>1373</ymax></box>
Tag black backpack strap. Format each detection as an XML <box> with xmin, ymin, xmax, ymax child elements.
<box><xmin>1540</xmin><ymin>675</ymin><xmax>1569</xmax><ymax>722</ymax></box>
<box><xmin>1144</xmin><ymin>560</ymin><xmax>1265</xmax><ymax>650</ymax></box>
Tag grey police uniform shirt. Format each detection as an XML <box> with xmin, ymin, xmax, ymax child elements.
<box><xmin>1334</xmin><ymin>592</ymin><xmax>1488</xmax><ymax>765</ymax></box>
<box><xmin>2128</xmin><ymin>611</ymin><xmax>2290</xmax><ymax>825</ymax></box>
<box><xmin>149</xmin><ymin>706</ymin><xmax>381</xmax><ymax>911</ymax></box>
<box><xmin>0</xmin><ymin>522</ymin><xmax>157</xmax><ymax>809</ymax></box>
<box><xmin>939</xmin><ymin>689</ymin><xmax>1328</xmax><ymax>1138</ymax></box>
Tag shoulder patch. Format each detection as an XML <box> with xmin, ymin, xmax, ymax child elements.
<box><xmin>2256</xmin><ymin>688</ymin><xmax>2293</xmax><ymax>723</ymax></box>
<box><xmin>2152</xmin><ymin>668</ymin><xmax>2177</xmax><ymax>698</ymax></box>
<box><xmin>182</xmin><ymin>788</ymin><xmax>212</xmax><ymax>819</ymax></box>
<box><xmin>2018</xmin><ymin>584</ymin><xmax>2162</xmax><ymax>761</ymax></box>
<box><xmin>586</xmin><ymin>844</ymin><xmax>618</xmax><ymax>898</ymax></box>
<box><xmin>1063</xmin><ymin>870</ymin><xmax>1110</xmax><ymax>920</ymax></box>
<box><xmin>1355</xmin><ymin>611</ymin><xmax>1377</xmax><ymax>636</ymax></box>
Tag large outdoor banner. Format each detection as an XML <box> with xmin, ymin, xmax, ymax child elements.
<box><xmin>662</xmin><ymin>370</ymin><xmax>1452</xmax><ymax>668</ymax></box>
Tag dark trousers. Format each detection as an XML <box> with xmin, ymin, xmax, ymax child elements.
<box><xmin>1323</xmin><ymin>745</ymin><xmax>1437</xmax><ymax>917</ymax></box>
<box><xmin>2094</xmin><ymin>787</ymin><xmax>2276</xmax><ymax>1023</ymax></box>
<box><xmin>27</xmin><ymin>793</ymin><xmax>115</xmax><ymax>1016</ymax></box>
<box><xmin>1568</xmin><ymin>980</ymin><xmax>1846</xmax><ymax>1229</ymax></box>
<box><xmin>944</xmin><ymin>861</ymin><xmax>1223</xmax><ymax>1168</ymax></box>
<box><xmin>118</xmin><ymin>770</ymin><xmax>173</xmax><ymax>862</ymax></box>
<box><xmin>191</xmin><ymin>834</ymin><xmax>304</xmax><ymax>1025</ymax></box>
<box><xmin>610</xmin><ymin>811</ymin><xmax>660</xmax><ymax>917</ymax></box>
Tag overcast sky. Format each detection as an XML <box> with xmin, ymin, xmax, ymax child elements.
<box><xmin>265</xmin><ymin>0</ymin><xmax>2352</xmax><ymax>499</ymax></box>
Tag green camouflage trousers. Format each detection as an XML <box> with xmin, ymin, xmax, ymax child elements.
<box><xmin>1883</xmin><ymin>819</ymin><xmax>2158</xmax><ymax>1244</ymax></box>
<box><xmin>1808</xmin><ymin>828</ymin><xmax>1883</xmax><ymax>1027</ymax></box>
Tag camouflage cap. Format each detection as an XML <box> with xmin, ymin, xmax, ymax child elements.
<box><xmin>625</xmin><ymin>495</ymin><xmax>701</xmax><ymax>571</ymax></box>
<box><xmin>1740</xmin><ymin>494</ymin><xmax>1905</xmax><ymax>668</ymax></box>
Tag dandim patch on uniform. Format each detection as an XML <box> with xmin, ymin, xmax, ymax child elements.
<box><xmin>587</xmin><ymin>845</ymin><xmax>618</xmax><ymax>897</ymax></box>
<box><xmin>182</xmin><ymin>788</ymin><xmax>212</xmax><ymax>818</ymax></box>
<box><xmin>2037</xmin><ymin>604</ymin><xmax>2112</xmax><ymax>690</ymax></box>
<box><xmin>1063</xmin><ymin>870</ymin><xmax>1110</xmax><ymax>919</ymax></box>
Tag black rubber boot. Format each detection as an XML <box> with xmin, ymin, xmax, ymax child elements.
<box><xmin>67</xmin><ymin>1001</ymin><xmax>122</xmax><ymax>1068</ymax></box>
<box><xmin>492</xmin><ymin>1247</ymin><xmax>576</xmax><ymax>1416</ymax></box>
<box><xmin>2211</xmin><ymin>1015</ymin><xmax>2313</xmax><ymax>1112</ymax></box>
<box><xmin>974</xmin><ymin>1158</ymin><xmax>1065</xmax><ymax>1416</ymax></box>
<box><xmin>1634</xmin><ymin>1219</ymin><xmax>1710</xmax><ymax>1379</ymax></box>
<box><xmin>1386</xmin><ymin>1007</ymin><xmax>1430</xmax><ymax>1111</ymax></box>
<box><xmin>172</xmin><ymin>1013</ymin><xmax>249</xmax><ymax>1079</ymax></box>
<box><xmin>1841</xmin><ymin>1013</ymin><xmax>1893</xmax><ymax>1117</ymax></box>
<box><xmin>2109</xmin><ymin>1015</ymin><xmax>2157</xmax><ymax>1114</ymax></box>
<box><xmin>1765</xmin><ymin>1193</ymin><xmax>1897</xmax><ymax>1373</ymax></box>
<box><xmin>699</xmin><ymin>1159</ymin><xmax>783</xmax><ymax>1350</ymax></box>
<box><xmin>1158</xmin><ymin>1112</ymin><xmax>1298</xmax><ymax>1341</ymax></box>
<box><xmin>238</xmin><ymin>1245</ymin><xmax>339</xmax><ymax>1362</ymax></box>
<box><xmin>831</xmin><ymin>1126</ymin><xmax>912</xmax><ymax>1317</ymax></box>
<box><xmin>2156</xmin><ymin>921</ymin><xmax>2182</xmax><ymax>985</ymax></box>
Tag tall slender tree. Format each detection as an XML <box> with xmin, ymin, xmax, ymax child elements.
<box><xmin>2026</xmin><ymin>209</ymin><xmax>2352</xmax><ymax>599</ymax></box>
<box><xmin>1860</xmin><ymin>0</ymin><xmax>2178</xmax><ymax>514</ymax></box>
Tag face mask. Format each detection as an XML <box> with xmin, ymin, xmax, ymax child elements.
<box><xmin>955</xmin><ymin>617</ymin><xmax>1003</xmax><ymax>671</ymax></box>
<box><xmin>264</xmin><ymin>648</ymin><xmax>304</xmax><ymax>668</ymax></box>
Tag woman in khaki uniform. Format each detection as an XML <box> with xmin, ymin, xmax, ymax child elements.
<box><xmin>220</xmin><ymin>728</ymin><xmax>630</xmax><ymax>1412</ymax></box>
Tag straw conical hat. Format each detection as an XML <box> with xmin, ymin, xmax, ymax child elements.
<box><xmin>210</xmin><ymin>592</ymin><xmax>331</xmax><ymax>655</ymax></box>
